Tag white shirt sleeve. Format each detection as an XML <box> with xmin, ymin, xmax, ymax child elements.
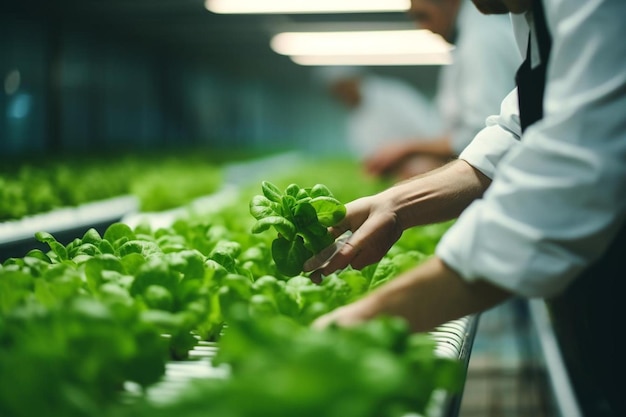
<box><xmin>457</xmin><ymin>88</ymin><xmax>522</xmax><ymax>178</ymax></box>
<box><xmin>437</xmin><ymin>0</ymin><xmax>626</xmax><ymax>297</ymax></box>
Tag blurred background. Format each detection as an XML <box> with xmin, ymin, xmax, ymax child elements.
<box><xmin>0</xmin><ymin>0</ymin><xmax>444</xmax><ymax>157</ymax></box>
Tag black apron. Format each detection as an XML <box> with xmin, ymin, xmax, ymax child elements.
<box><xmin>516</xmin><ymin>2</ymin><xmax>625</xmax><ymax>416</ymax></box>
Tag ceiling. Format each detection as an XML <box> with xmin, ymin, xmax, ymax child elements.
<box><xmin>3</xmin><ymin>0</ymin><xmax>441</xmax><ymax>89</ymax></box>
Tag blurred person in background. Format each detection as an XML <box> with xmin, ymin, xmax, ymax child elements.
<box><xmin>314</xmin><ymin>66</ymin><xmax>445</xmax><ymax>170</ymax></box>
<box><xmin>364</xmin><ymin>0</ymin><xmax>521</xmax><ymax>180</ymax></box>
<box><xmin>307</xmin><ymin>0</ymin><xmax>626</xmax><ymax>415</ymax></box>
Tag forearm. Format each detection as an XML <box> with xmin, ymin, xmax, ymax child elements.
<box><xmin>341</xmin><ymin>257</ymin><xmax>512</xmax><ymax>332</ymax></box>
<box><xmin>318</xmin><ymin>160</ymin><xmax>491</xmax><ymax>277</ymax></box>
<box><xmin>404</xmin><ymin>135</ymin><xmax>455</xmax><ymax>157</ymax></box>
<box><xmin>385</xmin><ymin>159</ymin><xmax>491</xmax><ymax>229</ymax></box>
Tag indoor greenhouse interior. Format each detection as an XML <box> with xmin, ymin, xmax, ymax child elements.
<box><xmin>1</xmin><ymin>1</ymin><xmax>591</xmax><ymax>417</ymax></box>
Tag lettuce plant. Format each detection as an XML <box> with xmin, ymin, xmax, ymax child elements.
<box><xmin>249</xmin><ymin>181</ymin><xmax>346</xmax><ymax>277</ymax></box>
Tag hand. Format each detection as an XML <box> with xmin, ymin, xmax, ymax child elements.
<box><xmin>302</xmin><ymin>232</ymin><xmax>352</xmax><ymax>284</ymax></box>
<box><xmin>306</xmin><ymin>160</ymin><xmax>490</xmax><ymax>282</ymax></box>
<box><xmin>311</xmin><ymin>298</ymin><xmax>376</xmax><ymax>330</ymax></box>
<box><xmin>312</xmin><ymin>257</ymin><xmax>514</xmax><ymax>333</ymax></box>
<box><xmin>364</xmin><ymin>143</ymin><xmax>415</xmax><ymax>177</ymax></box>
<box><xmin>310</xmin><ymin>193</ymin><xmax>404</xmax><ymax>277</ymax></box>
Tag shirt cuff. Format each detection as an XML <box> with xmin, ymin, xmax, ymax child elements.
<box><xmin>458</xmin><ymin>124</ymin><xmax>521</xmax><ymax>179</ymax></box>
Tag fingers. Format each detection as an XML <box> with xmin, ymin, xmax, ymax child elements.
<box><xmin>316</xmin><ymin>240</ymin><xmax>358</xmax><ymax>276</ymax></box>
<box><xmin>319</xmin><ymin>214</ymin><xmax>399</xmax><ymax>276</ymax></box>
<box><xmin>363</xmin><ymin>148</ymin><xmax>401</xmax><ymax>177</ymax></box>
<box><xmin>328</xmin><ymin>223</ymin><xmax>350</xmax><ymax>240</ymax></box>
<box><xmin>363</xmin><ymin>151</ymin><xmax>387</xmax><ymax>173</ymax></box>
<box><xmin>343</xmin><ymin>212</ymin><xmax>398</xmax><ymax>268</ymax></box>
<box><xmin>305</xmin><ymin>240</ymin><xmax>361</xmax><ymax>283</ymax></box>
<box><xmin>309</xmin><ymin>270</ymin><xmax>323</xmax><ymax>285</ymax></box>
<box><xmin>306</xmin><ymin>194</ymin><xmax>396</xmax><ymax>278</ymax></box>
<box><xmin>311</xmin><ymin>304</ymin><xmax>369</xmax><ymax>330</ymax></box>
<box><xmin>318</xmin><ymin>237</ymin><xmax>378</xmax><ymax>275</ymax></box>
<box><xmin>328</xmin><ymin>197</ymin><xmax>369</xmax><ymax>239</ymax></box>
<box><xmin>311</xmin><ymin>312</ymin><xmax>335</xmax><ymax>330</ymax></box>
<box><xmin>302</xmin><ymin>243</ymin><xmax>339</xmax><ymax>272</ymax></box>
<box><xmin>364</xmin><ymin>158</ymin><xmax>386</xmax><ymax>177</ymax></box>
<box><xmin>311</xmin><ymin>306</ymin><xmax>351</xmax><ymax>330</ymax></box>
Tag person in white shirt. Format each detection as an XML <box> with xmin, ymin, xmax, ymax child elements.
<box><xmin>307</xmin><ymin>0</ymin><xmax>626</xmax><ymax>415</ymax></box>
<box><xmin>315</xmin><ymin>66</ymin><xmax>444</xmax><ymax>164</ymax></box>
<box><xmin>364</xmin><ymin>0</ymin><xmax>521</xmax><ymax>179</ymax></box>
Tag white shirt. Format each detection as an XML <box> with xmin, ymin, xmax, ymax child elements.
<box><xmin>437</xmin><ymin>0</ymin><xmax>626</xmax><ymax>297</ymax></box>
<box><xmin>436</xmin><ymin>0</ymin><xmax>521</xmax><ymax>155</ymax></box>
<box><xmin>347</xmin><ymin>75</ymin><xmax>443</xmax><ymax>160</ymax></box>
<box><xmin>347</xmin><ymin>1</ymin><xmax>520</xmax><ymax>160</ymax></box>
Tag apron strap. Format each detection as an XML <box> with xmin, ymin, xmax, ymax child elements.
<box><xmin>515</xmin><ymin>0</ymin><xmax>552</xmax><ymax>132</ymax></box>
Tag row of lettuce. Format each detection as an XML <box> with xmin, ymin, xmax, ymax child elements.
<box><xmin>0</xmin><ymin>148</ymin><xmax>282</xmax><ymax>221</ymax></box>
<box><xmin>0</xmin><ymin>158</ymin><xmax>460</xmax><ymax>417</ymax></box>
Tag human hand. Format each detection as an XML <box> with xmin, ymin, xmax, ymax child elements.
<box><xmin>302</xmin><ymin>231</ymin><xmax>352</xmax><ymax>284</ymax></box>
<box><xmin>303</xmin><ymin>193</ymin><xmax>403</xmax><ymax>279</ymax></box>
<box><xmin>364</xmin><ymin>143</ymin><xmax>415</xmax><ymax>177</ymax></box>
<box><xmin>311</xmin><ymin>257</ymin><xmax>515</xmax><ymax>333</ymax></box>
<box><xmin>311</xmin><ymin>298</ymin><xmax>376</xmax><ymax>330</ymax></box>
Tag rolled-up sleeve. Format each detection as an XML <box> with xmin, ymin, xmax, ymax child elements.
<box><xmin>458</xmin><ymin>88</ymin><xmax>522</xmax><ymax>178</ymax></box>
<box><xmin>437</xmin><ymin>0</ymin><xmax>626</xmax><ymax>297</ymax></box>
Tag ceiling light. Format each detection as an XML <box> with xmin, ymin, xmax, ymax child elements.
<box><xmin>271</xmin><ymin>30</ymin><xmax>452</xmax><ymax>56</ymax></box>
<box><xmin>291</xmin><ymin>53</ymin><xmax>452</xmax><ymax>66</ymax></box>
<box><xmin>205</xmin><ymin>0</ymin><xmax>409</xmax><ymax>14</ymax></box>
<box><xmin>270</xmin><ymin>30</ymin><xmax>453</xmax><ymax>65</ymax></box>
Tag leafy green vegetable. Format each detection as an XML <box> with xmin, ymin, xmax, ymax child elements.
<box><xmin>0</xmin><ymin>158</ymin><xmax>459</xmax><ymax>417</ymax></box>
<box><xmin>121</xmin><ymin>310</ymin><xmax>462</xmax><ymax>417</ymax></box>
<box><xmin>0</xmin><ymin>150</ymin><xmax>228</xmax><ymax>221</ymax></box>
<box><xmin>249</xmin><ymin>181</ymin><xmax>346</xmax><ymax>277</ymax></box>
<box><xmin>0</xmin><ymin>297</ymin><xmax>168</xmax><ymax>417</ymax></box>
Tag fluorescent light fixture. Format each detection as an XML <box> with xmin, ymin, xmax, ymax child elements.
<box><xmin>270</xmin><ymin>30</ymin><xmax>453</xmax><ymax>65</ymax></box>
<box><xmin>272</xmin><ymin>30</ymin><xmax>452</xmax><ymax>56</ymax></box>
<box><xmin>205</xmin><ymin>0</ymin><xmax>409</xmax><ymax>14</ymax></box>
<box><xmin>291</xmin><ymin>53</ymin><xmax>452</xmax><ymax>66</ymax></box>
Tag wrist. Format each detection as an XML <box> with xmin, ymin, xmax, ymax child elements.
<box><xmin>383</xmin><ymin>174</ymin><xmax>440</xmax><ymax>231</ymax></box>
<box><xmin>386</xmin><ymin>160</ymin><xmax>490</xmax><ymax>229</ymax></box>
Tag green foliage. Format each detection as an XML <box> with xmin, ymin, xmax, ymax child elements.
<box><xmin>130</xmin><ymin>158</ymin><xmax>222</xmax><ymax>212</ymax></box>
<box><xmin>248</xmin><ymin>156</ymin><xmax>390</xmax><ymax>203</ymax></box>
<box><xmin>121</xmin><ymin>311</ymin><xmax>463</xmax><ymax>417</ymax></box>
<box><xmin>0</xmin><ymin>151</ymin><xmax>224</xmax><ymax>221</ymax></box>
<box><xmin>0</xmin><ymin>298</ymin><xmax>167</xmax><ymax>417</ymax></box>
<box><xmin>249</xmin><ymin>181</ymin><xmax>346</xmax><ymax>277</ymax></box>
<box><xmin>0</xmin><ymin>158</ymin><xmax>458</xmax><ymax>417</ymax></box>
